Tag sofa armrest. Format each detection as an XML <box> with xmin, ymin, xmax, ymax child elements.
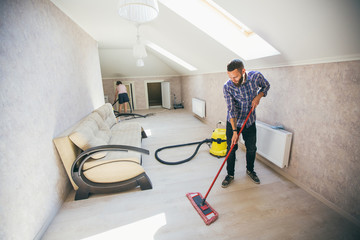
<box><xmin>71</xmin><ymin>145</ymin><xmax>150</xmax><ymax>194</ymax></box>
<box><xmin>75</xmin><ymin>144</ymin><xmax>149</xmax><ymax>163</ymax></box>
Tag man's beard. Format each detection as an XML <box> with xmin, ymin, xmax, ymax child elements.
<box><xmin>239</xmin><ymin>73</ymin><xmax>245</xmax><ymax>85</ymax></box>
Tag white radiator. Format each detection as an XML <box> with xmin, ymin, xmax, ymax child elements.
<box><xmin>240</xmin><ymin>121</ymin><xmax>292</xmax><ymax>168</ymax></box>
<box><xmin>192</xmin><ymin>98</ymin><xmax>206</xmax><ymax>118</ymax></box>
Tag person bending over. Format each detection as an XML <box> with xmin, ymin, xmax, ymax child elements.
<box><xmin>114</xmin><ymin>81</ymin><xmax>130</xmax><ymax>113</ymax></box>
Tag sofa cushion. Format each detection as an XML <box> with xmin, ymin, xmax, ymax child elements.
<box><xmin>83</xmin><ymin>161</ymin><xmax>145</xmax><ymax>183</ymax></box>
<box><xmin>109</xmin><ymin>131</ymin><xmax>141</xmax><ymax>148</ymax></box>
<box><xmin>88</xmin><ymin>112</ymin><xmax>111</xmax><ymax>134</ymax></box>
<box><xmin>110</xmin><ymin>121</ymin><xmax>142</xmax><ymax>136</ymax></box>
<box><xmin>69</xmin><ymin>119</ymin><xmax>108</xmax><ymax>159</ymax></box>
<box><xmin>93</xmin><ymin>103</ymin><xmax>117</xmax><ymax>129</ymax></box>
<box><xmin>82</xmin><ymin>122</ymin><xmax>143</xmax><ymax>168</ymax></box>
<box><xmin>83</xmin><ymin>152</ymin><xmax>141</xmax><ymax>170</ymax></box>
<box><xmin>109</xmin><ymin>122</ymin><xmax>142</xmax><ymax>164</ymax></box>
<box><xmin>87</xmin><ymin>113</ymin><xmax>111</xmax><ymax>143</ymax></box>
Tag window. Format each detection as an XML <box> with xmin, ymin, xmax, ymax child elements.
<box><xmin>159</xmin><ymin>0</ymin><xmax>280</xmax><ymax>60</ymax></box>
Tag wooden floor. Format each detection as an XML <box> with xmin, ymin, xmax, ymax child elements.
<box><xmin>43</xmin><ymin>109</ymin><xmax>360</xmax><ymax>240</ymax></box>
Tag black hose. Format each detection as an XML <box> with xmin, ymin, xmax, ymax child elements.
<box><xmin>114</xmin><ymin>112</ymin><xmax>155</xmax><ymax>119</ymax></box>
<box><xmin>155</xmin><ymin>139</ymin><xmax>213</xmax><ymax>165</ymax></box>
<box><xmin>115</xmin><ymin>112</ymin><xmax>148</xmax><ymax>118</ymax></box>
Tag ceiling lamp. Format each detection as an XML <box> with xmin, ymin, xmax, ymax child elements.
<box><xmin>133</xmin><ymin>39</ymin><xmax>147</xmax><ymax>67</ymax></box>
<box><xmin>118</xmin><ymin>0</ymin><xmax>159</xmax><ymax>23</ymax></box>
<box><xmin>133</xmin><ymin>27</ymin><xmax>147</xmax><ymax>67</ymax></box>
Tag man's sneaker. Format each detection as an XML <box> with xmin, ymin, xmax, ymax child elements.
<box><xmin>246</xmin><ymin>170</ymin><xmax>260</xmax><ymax>184</ymax></box>
<box><xmin>221</xmin><ymin>175</ymin><xmax>234</xmax><ymax>188</ymax></box>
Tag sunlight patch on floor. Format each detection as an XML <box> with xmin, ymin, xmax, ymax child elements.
<box><xmin>145</xmin><ymin>129</ymin><xmax>152</xmax><ymax>137</ymax></box>
<box><xmin>82</xmin><ymin>213</ymin><xmax>166</xmax><ymax>240</ymax></box>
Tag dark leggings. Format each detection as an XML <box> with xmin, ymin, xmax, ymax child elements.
<box><xmin>226</xmin><ymin>121</ymin><xmax>257</xmax><ymax>176</ymax></box>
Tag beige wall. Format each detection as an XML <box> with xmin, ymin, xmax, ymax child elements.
<box><xmin>103</xmin><ymin>76</ymin><xmax>182</xmax><ymax>110</ymax></box>
<box><xmin>181</xmin><ymin>60</ymin><xmax>360</xmax><ymax>223</ymax></box>
<box><xmin>0</xmin><ymin>0</ymin><xmax>104</xmax><ymax>239</ymax></box>
<box><xmin>181</xmin><ymin>72</ymin><xmax>229</xmax><ymax>125</ymax></box>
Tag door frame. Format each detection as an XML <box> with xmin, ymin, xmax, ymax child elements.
<box><xmin>144</xmin><ymin>80</ymin><xmax>164</xmax><ymax>109</ymax></box>
<box><xmin>161</xmin><ymin>81</ymin><xmax>171</xmax><ymax>109</ymax></box>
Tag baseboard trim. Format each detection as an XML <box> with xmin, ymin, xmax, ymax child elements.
<box><xmin>33</xmin><ymin>206</ymin><xmax>60</xmax><ymax>240</ymax></box>
<box><xmin>34</xmin><ymin>185</ymin><xmax>72</xmax><ymax>239</ymax></box>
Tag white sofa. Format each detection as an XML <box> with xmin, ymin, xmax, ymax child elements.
<box><xmin>53</xmin><ymin>103</ymin><xmax>152</xmax><ymax>200</ymax></box>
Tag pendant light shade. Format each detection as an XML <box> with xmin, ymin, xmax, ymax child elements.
<box><xmin>136</xmin><ymin>58</ymin><xmax>145</xmax><ymax>67</ymax></box>
<box><xmin>118</xmin><ymin>0</ymin><xmax>159</xmax><ymax>23</ymax></box>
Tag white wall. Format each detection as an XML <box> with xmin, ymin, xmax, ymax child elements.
<box><xmin>0</xmin><ymin>0</ymin><xmax>104</xmax><ymax>239</ymax></box>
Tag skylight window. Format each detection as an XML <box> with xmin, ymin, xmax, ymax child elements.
<box><xmin>146</xmin><ymin>41</ymin><xmax>197</xmax><ymax>71</ymax></box>
<box><xmin>159</xmin><ymin>0</ymin><xmax>280</xmax><ymax>60</ymax></box>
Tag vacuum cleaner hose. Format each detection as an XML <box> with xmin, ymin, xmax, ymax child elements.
<box><xmin>155</xmin><ymin>139</ymin><xmax>212</xmax><ymax>165</ymax></box>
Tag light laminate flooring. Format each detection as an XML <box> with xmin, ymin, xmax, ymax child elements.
<box><xmin>43</xmin><ymin>108</ymin><xmax>360</xmax><ymax>240</ymax></box>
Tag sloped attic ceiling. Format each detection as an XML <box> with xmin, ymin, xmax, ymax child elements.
<box><xmin>51</xmin><ymin>0</ymin><xmax>360</xmax><ymax>78</ymax></box>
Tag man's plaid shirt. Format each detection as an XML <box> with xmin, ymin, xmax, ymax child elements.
<box><xmin>223</xmin><ymin>71</ymin><xmax>270</xmax><ymax>128</ymax></box>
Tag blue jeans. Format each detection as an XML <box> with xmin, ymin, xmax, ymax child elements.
<box><xmin>226</xmin><ymin>121</ymin><xmax>257</xmax><ymax>176</ymax></box>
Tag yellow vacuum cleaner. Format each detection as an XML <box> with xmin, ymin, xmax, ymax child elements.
<box><xmin>209</xmin><ymin>126</ymin><xmax>227</xmax><ymax>157</ymax></box>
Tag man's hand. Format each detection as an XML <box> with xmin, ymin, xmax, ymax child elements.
<box><xmin>230</xmin><ymin>118</ymin><xmax>239</xmax><ymax>146</ymax></box>
<box><xmin>252</xmin><ymin>92</ymin><xmax>264</xmax><ymax>109</ymax></box>
<box><xmin>231</xmin><ymin>132</ymin><xmax>239</xmax><ymax>146</ymax></box>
